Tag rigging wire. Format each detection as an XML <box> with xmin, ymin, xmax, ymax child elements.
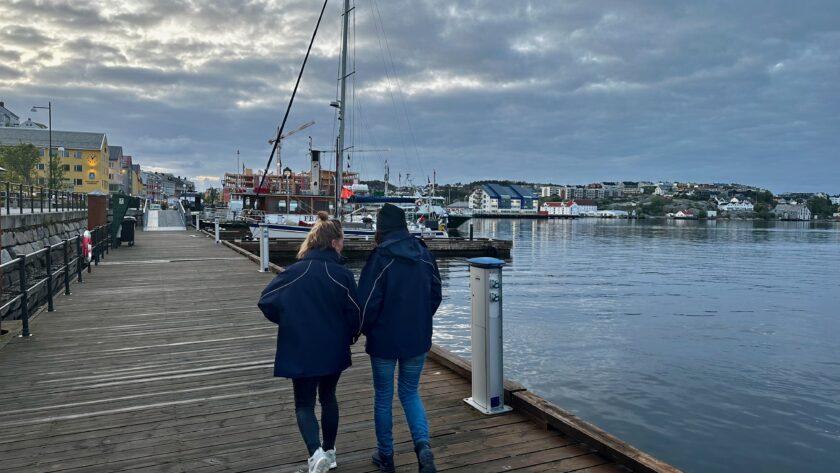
<box><xmin>255</xmin><ymin>0</ymin><xmax>330</xmax><ymax>201</ymax></box>
<box><xmin>370</xmin><ymin>0</ymin><xmax>428</xmax><ymax>181</ymax></box>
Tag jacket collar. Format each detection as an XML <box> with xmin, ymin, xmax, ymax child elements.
<box><xmin>301</xmin><ymin>247</ymin><xmax>345</xmax><ymax>264</ymax></box>
<box><xmin>379</xmin><ymin>228</ymin><xmax>412</xmax><ymax>247</ymax></box>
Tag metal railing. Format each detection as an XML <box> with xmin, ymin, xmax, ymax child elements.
<box><xmin>1</xmin><ymin>180</ymin><xmax>87</xmax><ymax>214</ymax></box>
<box><xmin>0</xmin><ymin>225</ymin><xmax>111</xmax><ymax>337</ymax></box>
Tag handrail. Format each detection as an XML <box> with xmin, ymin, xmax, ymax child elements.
<box><xmin>0</xmin><ymin>224</ymin><xmax>110</xmax><ymax>337</ymax></box>
<box><xmin>1</xmin><ymin>180</ymin><xmax>88</xmax><ymax>215</ymax></box>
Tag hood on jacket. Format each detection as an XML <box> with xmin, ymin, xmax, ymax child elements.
<box><xmin>377</xmin><ymin>229</ymin><xmax>424</xmax><ymax>261</ymax></box>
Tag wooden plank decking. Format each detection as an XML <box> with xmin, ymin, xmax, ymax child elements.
<box><xmin>0</xmin><ymin>230</ymin><xmax>626</xmax><ymax>473</ymax></box>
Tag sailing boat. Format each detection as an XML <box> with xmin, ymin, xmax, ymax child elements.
<box><xmin>244</xmin><ymin>0</ymin><xmax>448</xmax><ymax>240</ymax></box>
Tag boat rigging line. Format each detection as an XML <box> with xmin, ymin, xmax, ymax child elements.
<box><xmin>254</xmin><ymin>0</ymin><xmax>330</xmax><ymax>204</ymax></box>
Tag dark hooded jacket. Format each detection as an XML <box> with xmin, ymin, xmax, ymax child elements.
<box><xmin>258</xmin><ymin>248</ymin><xmax>360</xmax><ymax>378</ymax></box>
<box><xmin>358</xmin><ymin>229</ymin><xmax>442</xmax><ymax>359</ymax></box>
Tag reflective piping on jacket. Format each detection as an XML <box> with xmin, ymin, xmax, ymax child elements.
<box><xmin>420</xmin><ymin>258</ymin><xmax>441</xmax><ymax>284</ymax></box>
<box><xmin>259</xmin><ymin>261</ymin><xmax>312</xmax><ymax>301</ymax></box>
<box><xmin>361</xmin><ymin>258</ymin><xmax>395</xmax><ymax>333</ymax></box>
<box><xmin>324</xmin><ymin>261</ymin><xmax>362</xmax><ymax>331</ymax></box>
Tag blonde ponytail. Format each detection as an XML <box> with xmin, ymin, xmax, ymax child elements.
<box><xmin>296</xmin><ymin>211</ymin><xmax>344</xmax><ymax>259</ymax></box>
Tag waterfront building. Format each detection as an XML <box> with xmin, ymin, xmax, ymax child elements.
<box><xmin>140</xmin><ymin>171</ymin><xmax>163</xmax><ymax>201</ymax></box>
<box><xmin>541</xmin><ymin>199</ymin><xmax>598</xmax><ymax>217</ymax></box>
<box><xmin>540</xmin><ymin>202</ymin><xmax>564</xmax><ymax>216</ymax></box>
<box><xmin>131</xmin><ymin>164</ymin><xmax>142</xmax><ymax>196</ymax></box>
<box><xmin>0</xmin><ymin>127</ymin><xmax>110</xmax><ymax>193</ymax></box>
<box><xmin>470</xmin><ymin>184</ymin><xmax>538</xmax><ymax>214</ymax></box>
<box><xmin>673</xmin><ymin>210</ymin><xmax>696</xmax><ymax>219</ymax></box>
<box><xmin>595</xmin><ymin>210</ymin><xmax>630</xmax><ymax>218</ymax></box>
<box><xmin>774</xmin><ymin>203</ymin><xmax>811</xmax><ymax>221</ymax></box>
<box><xmin>830</xmin><ymin>195</ymin><xmax>840</xmax><ymax>205</ymax></box>
<box><xmin>108</xmin><ymin>146</ymin><xmax>126</xmax><ymax>193</ymax></box>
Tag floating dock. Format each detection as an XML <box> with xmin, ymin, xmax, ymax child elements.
<box><xmin>0</xmin><ymin>230</ymin><xmax>680</xmax><ymax>473</ymax></box>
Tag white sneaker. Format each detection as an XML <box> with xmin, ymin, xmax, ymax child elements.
<box><xmin>324</xmin><ymin>448</ymin><xmax>337</xmax><ymax>470</ymax></box>
<box><xmin>308</xmin><ymin>448</ymin><xmax>329</xmax><ymax>473</ymax></box>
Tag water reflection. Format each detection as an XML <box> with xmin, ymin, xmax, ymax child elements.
<box><xmin>435</xmin><ymin>219</ymin><xmax>840</xmax><ymax>473</ymax></box>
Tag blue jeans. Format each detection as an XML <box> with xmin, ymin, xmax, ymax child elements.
<box><xmin>370</xmin><ymin>354</ymin><xmax>430</xmax><ymax>456</ymax></box>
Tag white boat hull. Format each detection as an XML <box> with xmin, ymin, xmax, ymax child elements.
<box><xmin>249</xmin><ymin>222</ymin><xmax>448</xmax><ymax>240</ymax></box>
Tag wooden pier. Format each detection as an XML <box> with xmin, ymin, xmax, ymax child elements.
<box><xmin>0</xmin><ymin>230</ymin><xmax>679</xmax><ymax>472</ymax></box>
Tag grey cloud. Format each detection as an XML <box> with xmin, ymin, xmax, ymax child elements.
<box><xmin>1</xmin><ymin>0</ymin><xmax>838</xmax><ymax>193</ymax></box>
<box><xmin>0</xmin><ymin>25</ymin><xmax>52</xmax><ymax>47</ymax></box>
<box><xmin>0</xmin><ymin>64</ymin><xmax>23</xmax><ymax>80</ymax></box>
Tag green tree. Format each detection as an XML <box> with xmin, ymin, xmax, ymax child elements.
<box><xmin>205</xmin><ymin>187</ymin><xmax>220</xmax><ymax>205</ymax></box>
<box><xmin>0</xmin><ymin>143</ymin><xmax>40</xmax><ymax>185</ymax></box>
<box><xmin>807</xmin><ymin>196</ymin><xmax>834</xmax><ymax>219</ymax></box>
<box><xmin>645</xmin><ymin>196</ymin><xmax>668</xmax><ymax>216</ymax></box>
<box><xmin>48</xmin><ymin>152</ymin><xmax>65</xmax><ymax>190</ymax></box>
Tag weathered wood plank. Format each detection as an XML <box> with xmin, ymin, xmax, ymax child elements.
<box><xmin>0</xmin><ymin>230</ymin><xmax>649</xmax><ymax>473</ymax></box>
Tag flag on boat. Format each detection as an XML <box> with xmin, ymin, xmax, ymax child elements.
<box><xmin>341</xmin><ymin>186</ymin><xmax>354</xmax><ymax>199</ymax></box>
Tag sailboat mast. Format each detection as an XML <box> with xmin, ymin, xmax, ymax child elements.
<box><xmin>335</xmin><ymin>0</ymin><xmax>351</xmax><ymax>218</ymax></box>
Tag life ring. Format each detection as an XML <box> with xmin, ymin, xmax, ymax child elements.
<box><xmin>82</xmin><ymin>230</ymin><xmax>92</xmax><ymax>263</ymax></box>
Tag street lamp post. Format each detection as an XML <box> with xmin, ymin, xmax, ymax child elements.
<box><xmin>30</xmin><ymin>102</ymin><xmax>52</xmax><ymax>190</ymax></box>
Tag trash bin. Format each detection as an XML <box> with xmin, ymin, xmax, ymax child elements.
<box><xmin>121</xmin><ymin>217</ymin><xmax>136</xmax><ymax>247</ymax></box>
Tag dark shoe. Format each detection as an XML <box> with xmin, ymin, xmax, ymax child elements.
<box><xmin>371</xmin><ymin>449</ymin><xmax>396</xmax><ymax>473</ymax></box>
<box><xmin>415</xmin><ymin>441</ymin><xmax>437</xmax><ymax>473</ymax></box>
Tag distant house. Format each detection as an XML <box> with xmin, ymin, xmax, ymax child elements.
<box><xmin>718</xmin><ymin>197</ymin><xmax>754</xmax><ymax>212</ymax></box>
<box><xmin>541</xmin><ymin>199</ymin><xmax>598</xmax><ymax>216</ymax></box>
<box><xmin>774</xmin><ymin>203</ymin><xmax>811</xmax><ymax>221</ymax></box>
<box><xmin>470</xmin><ymin>184</ymin><xmax>538</xmax><ymax>214</ymax></box>
<box><xmin>540</xmin><ymin>201</ymin><xmax>564</xmax><ymax>215</ymax></box>
<box><xmin>830</xmin><ymin>195</ymin><xmax>840</xmax><ymax>205</ymax></box>
<box><xmin>673</xmin><ymin>210</ymin><xmax>696</xmax><ymax>219</ymax></box>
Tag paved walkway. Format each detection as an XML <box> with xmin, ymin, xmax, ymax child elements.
<box><xmin>0</xmin><ymin>230</ymin><xmax>623</xmax><ymax>472</ymax></box>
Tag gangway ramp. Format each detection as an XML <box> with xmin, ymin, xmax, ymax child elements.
<box><xmin>144</xmin><ymin>209</ymin><xmax>186</xmax><ymax>231</ymax></box>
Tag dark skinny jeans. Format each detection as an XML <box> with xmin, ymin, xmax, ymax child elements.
<box><xmin>292</xmin><ymin>373</ymin><xmax>341</xmax><ymax>456</ymax></box>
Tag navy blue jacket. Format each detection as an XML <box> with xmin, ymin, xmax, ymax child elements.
<box><xmin>358</xmin><ymin>229</ymin><xmax>442</xmax><ymax>359</ymax></box>
<box><xmin>258</xmin><ymin>248</ymin><xmax>360</xmax><ymax>378</ymax></box>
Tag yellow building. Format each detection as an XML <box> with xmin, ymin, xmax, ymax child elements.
<box><xmin>0</xmin><ymin>128</ymin><xmax>110</xmax><ymax>193</ymax></box>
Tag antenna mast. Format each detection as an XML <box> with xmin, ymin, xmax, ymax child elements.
<box><xmin>335</xmin><ymin>0</ymin><xmax>351</xmax><ymax>218</ymax></box>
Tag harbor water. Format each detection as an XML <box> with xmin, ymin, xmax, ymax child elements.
<box><xmin>360</xmin><ymin>218</ymin><xmax>839</xmax><ymax>473</ymax></box>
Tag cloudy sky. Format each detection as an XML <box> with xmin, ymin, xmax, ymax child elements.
<box><xmin>1</xmin><ymin>0</ymin><xmax>838</xmax><ymax>193</ymax></box>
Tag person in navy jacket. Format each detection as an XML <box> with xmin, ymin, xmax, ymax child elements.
<box><xmin>359</xmin><ymin>204</ymin><xmax>441</xmax><ymax>473</ymax></box>
<box><xmin>258</xmin><ymin>212</ymin><xmax>360</xmax><ymax>473</ymax></box>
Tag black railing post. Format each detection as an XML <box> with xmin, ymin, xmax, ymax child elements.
<box><xmin>19</xmin><ymin>183</ymin><xmax>23</xmax><ymax>214</ymax></box>
<box><xmin>61</xmin><ymin>191</ymin><xmax>65</xmax><ymax>212</ymax></box>
<box><xmin>18</xmin><ymin>255</ymin><xmax>30</xmax><ymax>337</ymax></box>
<box><xmin>5</xmin><ymin>181</ymin><xmax>10</xmax><ymax>214</ymax></box>
<box><xmin>45</xmin><ymin>245</ymin><xmax>54</xmax><ymax>312</ymax></box>
<box><xmin>63</xmin><ymin>239</ymin><xmax>71</xmax><ymax>295</ymax></box>
<box><xmin>94</xmin><ymin>227</ymin><xmax>100</xmax><ymax>266</ymax></box>
<box><xmin>40</xmin><ymin>187</ymin><xmax>44</xmax><ymax>212</ymax></box>
<box><xmin>105</xmin><ymin>225</ymin><xmax>110</xmax><ymax>255</ymax></box>
<box><xmin>29</xmin><ymin>185</ymin><xmax>34</xmax><ymax>213</ymax></box>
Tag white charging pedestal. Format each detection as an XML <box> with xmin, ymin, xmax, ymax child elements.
<box><xmin>464</xmin><ymin>257</ymin><xmax>512</xmax><ymax>415</ymax></box>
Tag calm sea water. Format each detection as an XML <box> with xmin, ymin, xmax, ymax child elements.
<box><xmin>378</xmin><ymin>219</ymin><xmax>839</xmax><ymax>473</ymax></box>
